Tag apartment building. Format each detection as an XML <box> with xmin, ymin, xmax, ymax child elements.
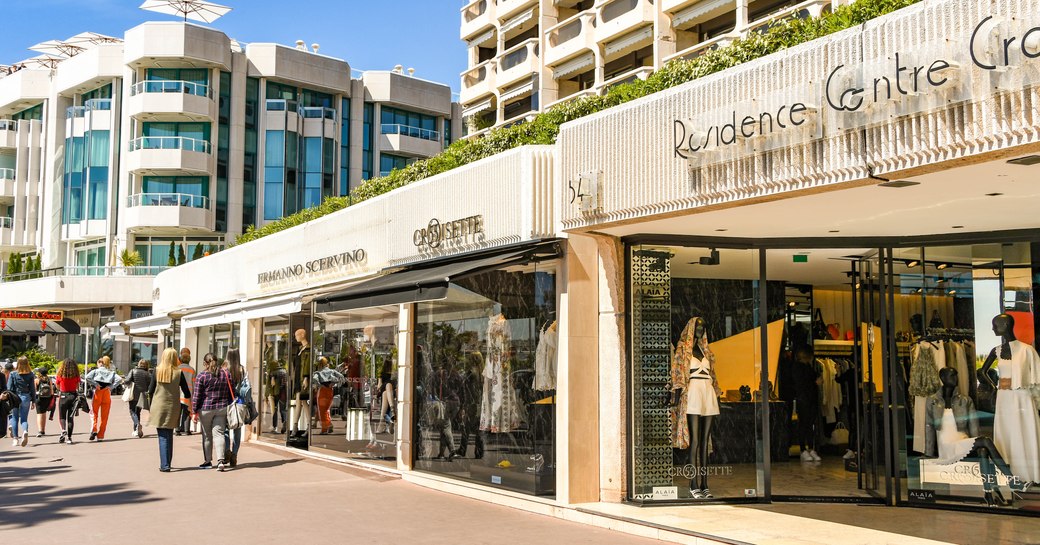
<box><xmin>0</xmin><ymin>21</ymin><xmax>460</xmax><ymax>367</ymax></box>
<box><xmin>459</xmin><ymin>0</ymin><xmax>835</xmax><ymax>133</ymax></box>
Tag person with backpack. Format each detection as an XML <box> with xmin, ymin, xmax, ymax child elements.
<box><xmin>123</xmin><ymin>359</ymin><xmax>152</xmax><ymax>438</ymax></box>
<box><xmin>7</xmin><ymin>357</ymin><xmax>36</xmax><ymax>447</ymax></box>
<box><xmin>34</xmin><ymin>368</ymin><xmax>55</xmax><ymax>437</ymax></box>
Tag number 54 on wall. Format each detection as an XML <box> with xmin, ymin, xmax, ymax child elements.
<box><xmin>568</xmin><ymin>170</ymin><xmax>602</xmax><ymax>215</ymax></box>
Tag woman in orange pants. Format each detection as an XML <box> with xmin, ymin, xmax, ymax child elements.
<box><xmin>84</xmin><ymin>356</ymin><xmax>122</xmax><ymax>441</ymax></box>
<box><xmin>312</xmin><ymin>357</ymin><xmax>343</xmax><ymax>435</ymax></box>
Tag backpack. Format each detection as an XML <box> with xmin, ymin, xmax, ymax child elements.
<box><xmin>37</xmin><ymin>377</ymin><xmax>53</xmax><ymax>397</ymax></box>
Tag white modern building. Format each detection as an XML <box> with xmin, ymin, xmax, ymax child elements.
<box><xmin>458</xmin><ymin>0</ymin><xmax>836</xmax><ymax>132</ymax></box>
<box><xmin>0</xmin><ymin>21</ymin><xmax>461</xmax><ymax>368</ymax></box>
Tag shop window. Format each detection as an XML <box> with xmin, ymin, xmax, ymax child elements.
<box><xmin>414</xmin><ymin>259</ymin><xmax>559</xmax><ymax>496</ymax></box>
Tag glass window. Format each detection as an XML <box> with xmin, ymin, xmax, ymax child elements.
<box><xmin>266</xmin><ymin>82</ymin><xmax>297</xmax><ymax>102</ymax></box>
<box><xmin>340</xmin><ymin>98</ymin><xmax>350</xmax><ymax>196</ymax></box>
<box><xmin>629</xmin><ymin>245</ymin><xmax>764</xmax><ymax>501</ymax></box>
<box><xmin>243</xmin><ymin>77</ymin><xmax>260</xmax><ymax>229</ymax></box>
<box><xmin>265</xmin><ymin>130</ymin><xmax>285</xmax><ymax>168</ymax></box>
<box><xmin>362</xmin><ymin>103</ymin><xmax>373</xmax><ymax>180</ymax></box>
<box><xmin>414</xmin><ymin>259</ymin><xmax>559</xmax><ymax>496</ymax></box>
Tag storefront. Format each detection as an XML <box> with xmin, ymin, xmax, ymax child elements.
<box><xmin>152</xmin><ymin>146</ymin><xmax>562</xmax><ymax>494</ymax></box>
<box><xmin>554</xmin><ymin>0</ymin><xmax>1040</xmax><ymax>513</ymax></box>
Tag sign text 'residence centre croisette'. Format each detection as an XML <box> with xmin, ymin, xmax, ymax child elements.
<box><xmin>674</xmin><ymin>14</ymin><xmax>1040</xmax><ymax>159</ymax></box>
<box><xmin>257</xmin><ymin>249</ymin><xmax>367</xmax><ymax>286</ymax></box>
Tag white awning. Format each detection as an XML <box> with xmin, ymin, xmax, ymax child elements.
<box><xmin>605</xmin><ymin>25</ymin><xmax>653</xmax><ymax>57</ymax></box>
<box><xmin>673</xmin><ymin>0</ymin><xmax>730</xmax><ymax>28</ymax></box>
<box><xmin>462</xmin><ymin>98</ymin><xmax>494</xmax><ymax>117</ymax></box>
<box><xmin>501</xmin><ymin>80</ymin><xmax>535</xmax><ymax>102</ymax></box>
<box><xmin>123</xmin><ymin>314</ymin><xmax>172</xmax><ymax>335</ymax></box>
<box><xmin>552</xmin><ymin>52</ymin><xmax>595</xmax><ymax>80</ymax></box>
<box><xmin>500</xmin><ymin>7</ymin><xmax>536</xmax><ymax>34</ymax></box>
<box><xmin>181</xmin><ymin>294</ymin><xmax>303</xmax><ymax>330</ymax></box>
<box><xmin>466</xmin><ymin>28</ymin><xmax>496</xmax><ymax>48</ymax></box>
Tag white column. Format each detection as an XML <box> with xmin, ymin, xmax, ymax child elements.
<box><xmin>396</xmin><ymin>303</ymin><xmax>415</xmax><ymax>470</ymax></box>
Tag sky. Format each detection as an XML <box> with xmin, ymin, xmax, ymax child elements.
<box><xmin>2</xmin><ymin>0</ymin><xmax>468</xmax><ymax>94</ymax></box>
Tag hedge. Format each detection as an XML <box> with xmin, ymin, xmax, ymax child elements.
<box><xmin>236</xmin><ymin>0</ymin><xmax>919</xmax><ymax>246</ymax></box>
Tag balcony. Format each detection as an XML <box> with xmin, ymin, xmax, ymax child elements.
<box><xmin>664</xmin><ymin>33</ymin><xmax>736</xmax><ymax>64</ymax></box>
<box><xmin>600</xmin><ymin>66</ymin><xmax>654</xmax><ymax>92</ymax></box>
<box><xmin>497</xmin><ymin>39</ymin><xmax>540</xmax><ymax>88</ymax></box>
<box><xmin>0</xmin><ymin>216</ymin><xmax>15</xmax><ymax>248</ymax></box>
<box><xmin>0</xmin><ymin>120</ymin><xmax>16</xmax><ymax>149</ymax></box>
<box><xmin>460</xmin><ymin>60</ymin><xmax>497</xmax><ymax>106</ymax></box>
<box><xmin>661</xmin><ymin>0</ymin><xmax>704</xmax><ymax>13</ymax></box>
<box><xmin>65</xmin><ymin>98</ymin><xmax>112</xmax><ymax>120</ymax></box>
<box><xmin>498</xmin><ymin>0</ymin><xmax>538</xmax><ymax>21</ymax></box>
<box><xmin>124</xmin><ymin>192</ymin><xmax>215</xmax><ymax>233</ymax></box>
<box><xmin>0</xmin><ymin>169</ymin><xmax>14</xmax><ymax>203</ymax></box>
<box><xmin>544</xmin><ymin>11</ymin><xmax>597</xmax><ymax>66</ymax></box>
<box><xmin>379</xmin><ymin>124</ymin><xmax>443</xmax><ymax>157</ymax></box>
<box><xmin>125</xmin><ymin>136</ymin><xmax>212</xmax><ymax>174</ymax></box>
<box><xmin>300</xmin><ymin>106</ymin><xmax>336</xmax><ymax>120</ymax></box>
<box><xmin>595</xmin><ymin>0</ymin><xmax>655</xmax><ymax>45</ymax></box>
<box><xmin>0</xmin><ymin>266</ymin><xmax>158</xmax><ymax>307</ymax></box>
<box><xmin>461</xmin><ymin>0</ymin><xmax>496</xmax><ymax>41</ymax></box>
<box><xmin>124</xmin><ymin>22</ymin><xmax>232</xmax><ymax>70</ymax></box>
<box><xmin>746</xmin><ymin>0</ymin><xmax>831</xmax><ymax>35</ymax></box>
<box><xmin>127</xmin><ymin>80</ymin><xmax>216</xmax><ymax>122</ymax></box>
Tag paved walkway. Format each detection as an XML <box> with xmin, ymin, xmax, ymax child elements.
<box><xmin>0</xmin><ymin>408</ymin><xmax>659</xmax><ymax>544</ymax></box>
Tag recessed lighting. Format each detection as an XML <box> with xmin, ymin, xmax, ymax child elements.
<box><xmin>937</xmin><ymin>278</ymin><xmax>946</xmax><ymax>284</ymax></box>
<box><xmin>948</xmin><ymin>289</ymin><xmax>957</xmax><ymax>295</ymax></box>
<box><xmin>1007</xmin><ymin>155</ymin><xmax>1040</xmax><ymax>166</ymax></box>
<box><xmin>907</xmin><ymin>260</ymin><xmax>920</xmax><ymax>268</ymax></box>
<box><xmin>951</xmin><ymin>225</ymin><xmax>965</xmax><ymax>229</ymax></box>
<box><xmin>986</xmin><ymin>192</ymin><xmax>1004</xmax><ymax>197</ymax></box>
<box><xmin>714</xmin><ymin>228</ymin><xmax>728</xmax><ymax>232</ymax></box>
<box><xmin>877</xmin><ymin>180</ymin><xmax>920</xmax><ymax>188</ymax></box>
<box><xmin>936</xmin><ymin>263</ymin><xmax>949</xmax><ymax>270</ymax></box>
<box><xmin>829</xmin><ymin>230</ymin><xmax>840</xmax><ymax>233</ymax></box>
<box><xmin>915</xmin><ymin>288</ymin><xmax>923</xmax><ymax>293</ymax></box>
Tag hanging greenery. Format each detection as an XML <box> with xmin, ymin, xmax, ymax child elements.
<box><xmin>235</xmin><ymin>0</ymin><xmax>920</xmax><ymax>246</ymax></box>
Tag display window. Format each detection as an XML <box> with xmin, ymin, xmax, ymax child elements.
<box><xmin>309</xmin><ymin>305</ymin><xmax>399</xmax><ymax>466</ymax></box>
<box><xmin>414</xmin><ymin>259</ymin><xmax>559</xmax><ymax>496</ymax></box>
<box><xmin>258</xmin><ymin>316</ymin><xmax>292</xmax><ymax>442</ymax></box>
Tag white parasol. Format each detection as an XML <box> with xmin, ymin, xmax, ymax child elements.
<box><xmin>29</xmin><ymin>32</ymin><xmax>123</xmax><ymax>59</ymax></box>
<box><xmin>20</xmin><ymin>55</ymin><xmax>65</xmax><ymax>70</ymax></box>
<box><xmin>139</xmin><ymin>0</ymin><xmax>232</xmax><ymax>23</ymax></box>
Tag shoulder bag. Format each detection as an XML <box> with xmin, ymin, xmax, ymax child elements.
<box><xmin>225</xmin><ymin>373</ymin><xmax>248</xmax><ymax>430</ymax></box>
<box><xmin>121</xmin><ymin>370</ymin><xmax>136</xmax><ymax>402</ymax></box>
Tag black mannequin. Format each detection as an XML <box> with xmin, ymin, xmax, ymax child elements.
<box><xmin>935</xmin><ymin>367</ymin><xmax>1030</xmax><ymax>506</ymax></box>
<box><xmin>672</xmin><ymin>319</ymin><xmax>715</xmax><ymax>496</ymax></box>
<box><xmin>978</xmin><ymin>314</ymin><xmax>1015</xmax><ymax>389</ymax></box>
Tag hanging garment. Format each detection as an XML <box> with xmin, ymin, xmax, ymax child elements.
<box><xmin>533</xmin><ymin>322</ymin><xmax>558</xmax><ymax>391</ymax></box>
<box><xmin>670</xmin><ymin>317</ymin><xmax>721</xmax><ymax>449</ymax></box>
<box><xmin>910</xmin><ymin>342</ymin><xmax>944</xmax><ymax>453</ymax></box>
<box><xmin>819</xmin><ymin>358</ymin><xmax>842</xmax><ymax>424</ymax></box>
<box><xmin>993</xmin><ymin>340</ymin><xmax>1040</xmax><ymax>483</ymax></box>
<box><xmin>479</xmin><ymin>315</ymin><xmax>525</xmax><ymax>433</ymax></box>
<box><xmin>924</xmin><ymin>392</ymin><xmax>979</xmax><ymax>460</ymax></box>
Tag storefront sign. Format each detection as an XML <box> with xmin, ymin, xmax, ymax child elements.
<box><xmin>919</xmin><ymin>459</ymin><xmax>1014</xmax><ymax>487</ymax></box>
<box><xmin>256</xmin><ymin>249</ymin><xmax>367</xmax><ymax>287</ymax></box>
<box><xmin>908</xmin><ymin>489</ymin><xmax>936</xmax><ymax>503</ymax></box>
<box><xmin>673</xmin><ymin>14</ymin><xmax>1040</xmax><ymax>161</ymax></box>
<box><xmin>667</xmin><ymin>464</ymin><xmax>734</xmax><ymax>478</ymax></box>
<box><xmin>0</xmin><ymin>309</ymin><xmax>63</xmax><ymax>321</ymax></box>
<box><xmin>412</xmin><ymin>215</ymin><xmax>484</xmax><ymax>249</ymax></box>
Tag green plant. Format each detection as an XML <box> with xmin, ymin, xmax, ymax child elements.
<box><xmin>177</xmin><ymin>244</ymin><xmax>187</xmax><ymax>265</ymax></box>
<box><xmin>191</xmin><ymin>244</ymin><xmax>203</xmax><ymax>261</ymax></box>
<box><xmin>167</xmin><ymin>242</ymin><xmax>176</xmax><ymax>267</ymax></box>
<box><xmin>236</xmin><ymin>0</ymin><xmax>920</xmax><ymax>246</ymax></box>
<box><xmin>120</xmin><ymin>248</ymin><xmax>143</xmax><ymax>267</ymax></box>
<box><xmin>20</xmin><ymin>346</ymin><xmax>61</xmax><ymax>375</ymax></box>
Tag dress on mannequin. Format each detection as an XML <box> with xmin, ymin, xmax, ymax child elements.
<box><xmin>992</xmin><ymin>340</ymin><xmax>1040</xmax><ymax>484</ymax></box>
<box><xmin>480</xmin><ymin>314</ymin><xmax>525</xmax><ymax>433</ymax></box>
<box><xmin>670</xmin><ymin>317</ymin><xmax>721</xmax><ymax>498</ymax></box>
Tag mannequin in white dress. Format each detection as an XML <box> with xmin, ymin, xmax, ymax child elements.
<box><xmin>670</xmin><ymin>317</ymin><xmax>721</xmax><ymax>499</ymax></box>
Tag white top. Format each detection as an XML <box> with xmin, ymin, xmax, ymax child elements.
<box><xmin>689</xmin><ymin>354</ymin><xmax>711</xmax><ymax>377</ymax></box>
<box><xmin>998</xmin><ymin>340</ymin><xmax>1040</xmax><ymax>390</ymax></box>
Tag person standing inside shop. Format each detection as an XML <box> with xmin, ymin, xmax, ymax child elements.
<box><xmin>34</xmin><ymin>368</ymin><xmax>55</xmax><ymax>437</ymax></box>
<box><xmin>7</xmin><ymin>357</ymin><xmax>36</xmax><ymax>447</ymax></box>
<box><xmin>792</xmin><ymin>345</ymin><xmax>823</xmax><ymax>462</ymax></box>
<box><xmin>84</xmin><ymin>356</ymin><xmax>122</xmax><ymax>442</ymax></box>
<box><xmin>148</xmin><ymin>348</ymin><xmax>192</xmax><ymax>472</ymax></box>
<box><xmin>192</xmin><ymin>353</ymin><xmax>234</xmax><ymax>471</ymax></box>
<box><xmin>55</xmin><ymin>358</ymin><xmax>81</xmax><ymax>444</ymax></box>
<box><xmin>176</xmin><ymin>348</ymin><xmax>196</xmax><ymax>436</ymax></box>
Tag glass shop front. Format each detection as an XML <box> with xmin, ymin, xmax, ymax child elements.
<box><xmin>628</xmin><ymin>238</ymin><xmax>1040</xmax><ymax>512</ymax></box>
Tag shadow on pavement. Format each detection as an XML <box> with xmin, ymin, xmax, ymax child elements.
<box><xmin>232</xmin><ymin>458</ymin><xmax>302</xmax><ymax>471</ymax></box>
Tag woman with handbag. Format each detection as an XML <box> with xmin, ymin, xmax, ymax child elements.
<box><xmin>148</xmin><ymin>348</ymin><xmax>192</xmax><ymax>472</ymax></box>
<box><xmin>34</xmin><ymin>368</ymin><xmax>55</xmax><ymax>437</ymax></box>
<box><xmin>55</xmin><ymin>358</ymin><xmax>81</xmax><ymax>445</ymax></box>
<box><xmin>222</xmin><ymin>349</ymin><xmax>251</xmax><ymax>468</ymax></box>
<box><xmin>123</xmin><ymin>359</ymin><xmax>153</xmax><ymax>438</ymax></box>
<box><xmin>192</xmin><ymin>353</ymin><xmax>234</xmax><ymax>471</ymax></box>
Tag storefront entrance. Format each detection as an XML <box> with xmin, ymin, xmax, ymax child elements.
<box><xmin>628</xmin><ymin>237</ymin><xmax>1040</xmax><ymax>513</ymax></box>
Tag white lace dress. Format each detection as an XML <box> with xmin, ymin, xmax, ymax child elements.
<box><xmin>993</xmin><ymin>340</ymin><xmax>1040</xmax><ymax>483</ymax></box>
<box><xmin>935</xmin><ymin>408</ymin><xmax>976</xmax><ymax>465</ymax></box>
<box><xmin>479</xmin><ymin>315</ymin><xmax>525</xmax><ymax>433</ymax></box>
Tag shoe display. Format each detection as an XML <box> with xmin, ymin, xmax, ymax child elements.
<box><xmin>690</xmin><ymin>488</ymin><xmax>702</xmax><ymax>498</ymax></box>
<box><xmin>701</xmin><ymin>488</ymin><xmax>713</xmax><ymax>499</ymax></box>
<box><xmin>809</xmin><ymin>450</ymin><xmax>822</xmax><ymax>462</ymax></box>
<box><xmin>800</xmin><ymin>450</ymin><xmax>814</xmax><ymax>462</ymax></box>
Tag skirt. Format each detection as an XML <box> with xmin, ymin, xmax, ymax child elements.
<box><xmin>994</xmin><ymin>389</ymin><xmax>1040</xmax><ymax>483</ymax></box>
<box><xmin>686</xmin><ymin>378</ymin><xmax>720</xmax><ymax>416</ymax></box>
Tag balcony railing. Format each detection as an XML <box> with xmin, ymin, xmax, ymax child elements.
<box><xmin>747</xmin><ymin>0</ymin><xmax>830</xmax><ymax>35</ymax></box>
<box><xmin>128</xmin><ymin>136</ymin><xmax>211</xmax><ymax>154</ymax></box>
<box><xmin>301</xmin><ymin>106</ymin><xmax>336</xmax><ymax>120</ymax></box>
<box><xmin>547</xmin><ymin>13</ymin><xmax>588</xmax><ymax>47</ymax></box>
<box><xmin>0</xmin><ymin>168</ymin><xmax>14</xmax><ymax>181</ymax></box>
<box><xmin>66</xmin><ymin>106</ymin><xmax>86</xmax><ymax>119</ymax></box>
<box><xmin>0</xmin><ymin>120</ymin><xmax>17</xmax><ymax>131</ymax></box>
<box><xmin>0</xmin><ymin>216</ymin><xmax>11</xmax><ymax>229</ymax></box>
<box><xmin>131</xmin><ymin>80</ymin><xmax>212</xmax><ymax>98</ymax></box>
<box><xmin>2</xmin><ymin>265</ymin><xmax>169</xmax><ymax>282</ymax></box>
<box><xmin>381</xmin><ymin>124</ymin><xmax>440</xmax><ymax>142</ymax></box>
<box><xmin>85</xmin><ymin>98</ymin><xmax>112</xmax><ymax>111</ymax></box>
<box><xmin>127</xmin><ymin>192</ymin><xmax>210</xmax><ymax>209</ymax></box>
<box><xmin>266</xmin><ymin>99</ymin><xmax>298</xmax><ymax>111</ymax></box>
<box><xmin>500</xmin><ymin>38</ymin><xmax>538</xmax><ymax>71</ymax></box>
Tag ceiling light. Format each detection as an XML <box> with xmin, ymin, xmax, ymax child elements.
<box><xmin>788</xmin><ymin>301</ymin><xmax>797</xmax><ymax>308</ymax></box>
<box><xmin>877</xmin><ymin>180</ymin><xmax>920</xmax><ymax>188</ymax></box>
<box><xmin>936</xmin><ymin>263</ymin><xmax>949</xmax><ymax>270</ymax></box>
<box><xmin>986</xmin><ymin>192</ymin><xmax>1004</xmax><ymax>197</ymax></box>
<box><xmin>829</xmin><ymin>230</ymin><xmax>840</xmax><ymax>233</ymax></box>
<box><xmin>951</xmin><ymin>225</ymin><xmax>965</xmax><ymax>229</ymax></box>
<box><xmin>937</xmin><ymin>278</ymin><xmax>946</xmax><ymax>284</ymax></box>
<box><xmin>1007</xmin><ymin>155</ymin><xmax>1040</xmax><ymax>166</ymax></box>
<box><xmin>948</xmin><ymin>290</ymin><xmax>957</xmax><ymax>295</ymax></box>
<box><xmin>915</xmin><ymin>288</ymin><xmax>923</xmax><ymax>293</ymax></box>
<box><xmin>715</xmin><ymin>228</ymin><xmax>728</xmax><ymax>232</ymax></box>
<box><xmin>907</xmin><ymin>260</ymin><xmax>920</xmax><ymax>268</ymax></box>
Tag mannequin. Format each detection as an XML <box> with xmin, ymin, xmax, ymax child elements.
<box><xmin>289</xmin><ymin>328</ymin><xmax>312</xmax><ymax>438</ymax></box>
<box><xmin>978</xmin><ymin>314</ymin><xmax>1040</xmax><ymax>485</ymax></box>
<box><xmin>927</xmin><ymin>367</ymin><xmax>1031</xmax><ymax>506</ymax></box>
<box><xmin>671</xmin><ymin>317</ymin><xmax>721</xmax><ymax>499</ymax></box>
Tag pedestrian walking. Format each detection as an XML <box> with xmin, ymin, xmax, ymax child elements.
<box><xmin>222</xmin><ymin>349</ymin><xmax>251</xmax><ymax>467</ymax></box>
<box><xmin>313</xmin><ymin>356</ymin><xmax>343</xmax><ymax>435</ymax></box>
<box><xmin>123</xmin><ymin>359</ymin><xmax>152</xmax><ymax>438</ymax></box>
<box><xmin>0</xmin><ymin>390</ymin><xmax>21</xmax><ymax>439</ymax></box>
<box><xmin>84</xmin><ymin>356</ymin><xmax>121</xmax><ymax>441</ymax></box>
<box><xmin>7</xmin><ymin>357</ymin><xmax>36</xmax><ymax>447</ymax></box>
<box><xmin>55</xmin><ymin>358</ymin><xmax>81</xmax><ymax>444</ymax></box>
<box><xmin>148</xmin><ymin>347</ymin><xmax>192</xmax><ymax>472</ymax></box>
<box><xmin>176</xmin><ymin>348</ymin><xmax>195</xmax><ymax>436</ymax></box>
<box><xmin>2</xmin><ymin>361</ymin><xmax>13</xmax><ymax>437</ymax></box>
<box><xmin>192</xmin><ymin>353</ymin><xmax>234</xmax><ymax>471</ymax></box>
<box><xmin>34</xmin><ymin>368</ymin><xmax>56</xmax><ymax>437</ymax></box>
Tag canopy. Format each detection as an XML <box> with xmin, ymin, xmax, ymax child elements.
<box><xmin>181</xmin><ymin>294</ymin><xmax>303</xmax><ymax>330</ymax></box>
<box><xmin>0</xmin><ymin>318</ymin><xmax>81</xmax><ymax>336</ymax></box>
<box><xmin>29</xmin><ymin>32</ymin><xmax>122</xmax><ymax>58</ymax></box>
<box><xmin>314</xmin><ymin>241</ymin><xmax>560</xmax><ymax>313</ymax></box>
<box><xmin>139</xmin><ymin>0</ymin><xmax>232</xmax><ymax>23</ymax></box>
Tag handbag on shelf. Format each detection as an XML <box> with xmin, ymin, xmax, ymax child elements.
<box><xmin>812</xmin><ymin>309</ymin><xmax>829</xmax><ymax>340</ymax></box>
<box><xmin>827</xmin><ymin>323</ymin><xmax>842</xmax><ymax>341</ymax></box>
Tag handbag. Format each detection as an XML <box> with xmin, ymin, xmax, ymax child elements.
<box><xmin>812</xmin><ymin>309</ymin><xmax>829</xmax><ymax>340</ymax></box>
<box><xmin>828</xmin><ymin>422</ymin><xmax>850</xmax><ymax>445</ymax></box>
<box><xmin>121</xmin><ymin>375</ymin><xmax>136</xmax><ymax>403</ymax></box>
<box><xmin>224</xmin><ymin>373</ymin><xmax>249</xmax><ymax>431</ymax></box>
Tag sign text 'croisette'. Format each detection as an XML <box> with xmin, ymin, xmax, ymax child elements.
<box><xmin>413</xmin><ymin>215</ymin><xmax>484</xmax><ymax>249</ymax></box>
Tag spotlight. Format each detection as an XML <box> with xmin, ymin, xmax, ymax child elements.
<box><xmin>907</xmin><ymin>260</ymin><xmax>920</xmax><ymax>268</ymax></box>
<box><xmin>936</xmin><ymin>263</ymin><xmax>948</xmax><ymax>270</ymax></box>
<box><xmin>948</xmin><ymin>290</ymin><xmax>957</xmax><ymax>295</ymax></box>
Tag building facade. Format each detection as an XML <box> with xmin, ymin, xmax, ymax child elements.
<box><xmin>458</xmin><ymin>0</ymin><xmax>836</xmax><ymax>133</ymax></box>
<box><xmin>0</xmin><ymin>21</ymin><xmax>460</xmax><ymax>368</ymax></box>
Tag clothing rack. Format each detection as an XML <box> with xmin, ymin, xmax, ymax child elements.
<box><xmin>922</xmin><ymin>327</ymin><xmax>975</xmax><ymax>341</ymax></box>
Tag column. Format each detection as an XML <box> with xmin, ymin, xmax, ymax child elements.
<box><xmin>396</xmin><ymin>303</ymin><xmax>415</xmax><ymax>470</ymax></box>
